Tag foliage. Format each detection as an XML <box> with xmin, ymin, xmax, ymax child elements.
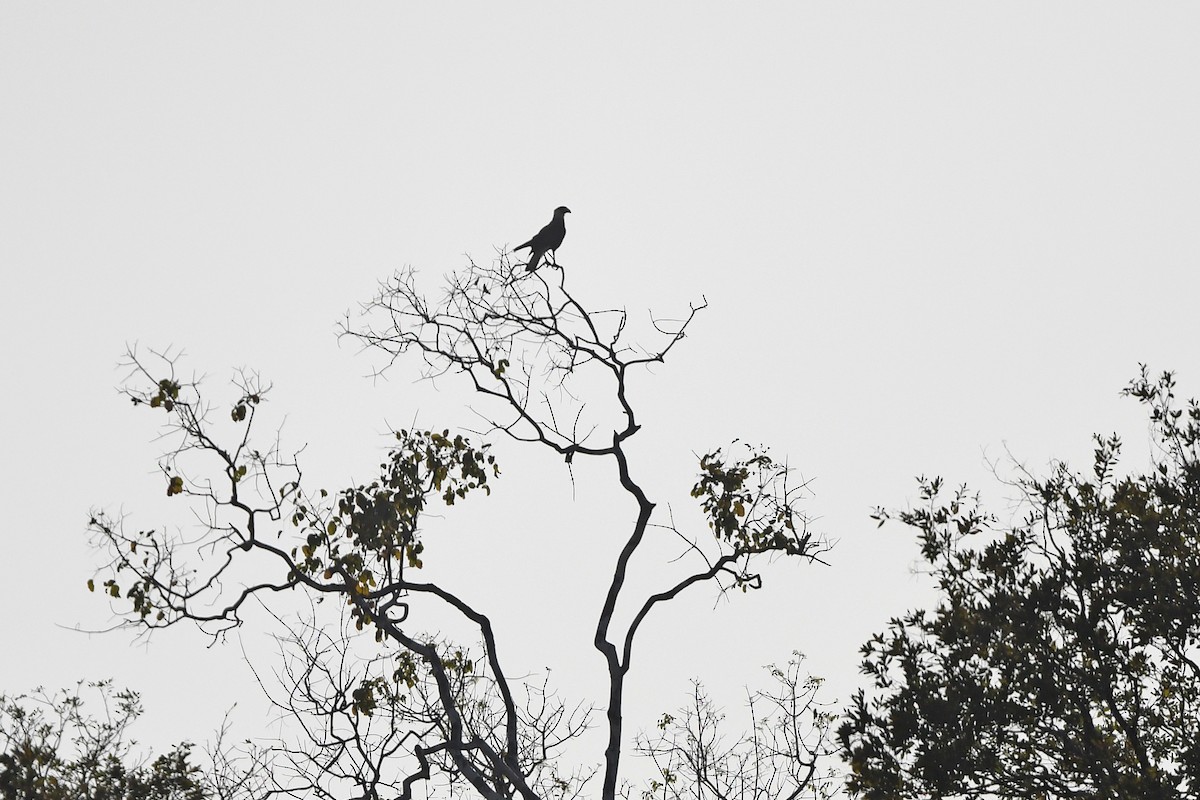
<box><xmin>692</xmin><ymin>444</ymin><xmax>817</xmax><ymax>581</ymax></box>
<box><xmin>839</xmin><ymin>367</ymin><xmax>1200</xmax><ymax>799</ymax></box>
<box><xmin>0</xmin><ymin>681</ymin><xmax>207</xmax><ymax>800</ymax></box>
<box><xmin>88</xmin><ymin>257</ymin><xmax>833</xmax><ymax>800</ymax></box>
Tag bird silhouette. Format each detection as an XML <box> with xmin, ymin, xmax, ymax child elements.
<box><xmin>514</xmin><ymin>206</ymin><xmax>570</xmax><ymax>272</ymax></box>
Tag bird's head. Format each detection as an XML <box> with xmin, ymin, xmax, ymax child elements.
<box><xmin>554</xmin><ymin>206</ymin><xmax>571</xmax><ymax>216</ymax></box>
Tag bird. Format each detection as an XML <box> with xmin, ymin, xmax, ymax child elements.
<box><xmin>513</xmin><ymin>206</ymin><xmax>570</xmax><ymax>272</ymax></box>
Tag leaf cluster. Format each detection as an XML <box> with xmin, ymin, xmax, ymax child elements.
<box><xmin>287</xmin><ymin>429</ymin><xmax>498</xmax><ymax>635</ymax></box>
<box><xmin>692</xmin><ymin>445</ymin><xmax>812</xmax><ymax>560</ymax></box>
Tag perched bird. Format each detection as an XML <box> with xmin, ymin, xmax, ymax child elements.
<box><xmin>514</xmin><ymin>206</ymin><xmax>571</xmax><ymax>272</ymax></box>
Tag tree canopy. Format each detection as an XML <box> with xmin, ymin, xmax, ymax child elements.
<box><xmin>0</xmin><ymin>681</ymin><xmax>223</xmax><ymax>800</ymax></box>
<box><xmin>840</xmin><ymin>367</ymin><xmax>1200</xmax><ymax>799</ymax></box>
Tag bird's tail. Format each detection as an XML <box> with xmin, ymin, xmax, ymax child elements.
<box><xmin>525</xmin><ymin>251</ymin><xmax>543</xmax><ymax>272</ymax></box>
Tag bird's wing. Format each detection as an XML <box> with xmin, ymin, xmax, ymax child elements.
<box><xmin>545</xmin><ymin>218</ymin><xmax>565</xmax><ymax>250</ymax></box>
<box><xmin>515</xmin><ymin>221</ymin><xmax>553</xmax><ymax>252</ymax></box>
<box><xmin>515</xmin><ymin>211</ymin><xmax>565</xmax><ymax>266</ymax></box>
<box><xmin>529</xmin><ymin>221</ymin><xmax>558</xmax><ymax>250</ymax></box>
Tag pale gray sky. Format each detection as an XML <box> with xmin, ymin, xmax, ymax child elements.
<box><xmin>2</xmin><ymin>1</ymin><xmax>1198</xmax><ymax>777</ymax></box>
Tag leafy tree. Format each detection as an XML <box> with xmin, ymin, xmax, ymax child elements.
<box><xmin>839</xmin><ymin>367</ymin><xmax>1200</xmax><ymax>799</ymax></box>
<box><xmin>88</xmin><ymin>257</ymin><xmax>835</xmax><ymax>799</ymax></box>
<box><xmin>0</xmin><ymin>680</ymin><xmax>253</xmax><ymax>800</ymax></box>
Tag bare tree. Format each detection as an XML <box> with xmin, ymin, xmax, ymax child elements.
<box><xmin>636</xmin><ymin>653</ymin><xmax>841</xmax><ymax>800</ymax></box>
<box><xmin>89</xmin><ymin>254</ymin><xmax>832</xmax><ymax>799</ymax></box>
<box><xmin>245</xmin><ymin>607</ymin><xmax>594</xmax><ymax>799</ymax></box>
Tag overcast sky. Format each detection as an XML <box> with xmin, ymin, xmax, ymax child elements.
<box><xmin>3</xmin><ymin>1</ymin><xmax>1199</xmax><ymax>779</ymax></box>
